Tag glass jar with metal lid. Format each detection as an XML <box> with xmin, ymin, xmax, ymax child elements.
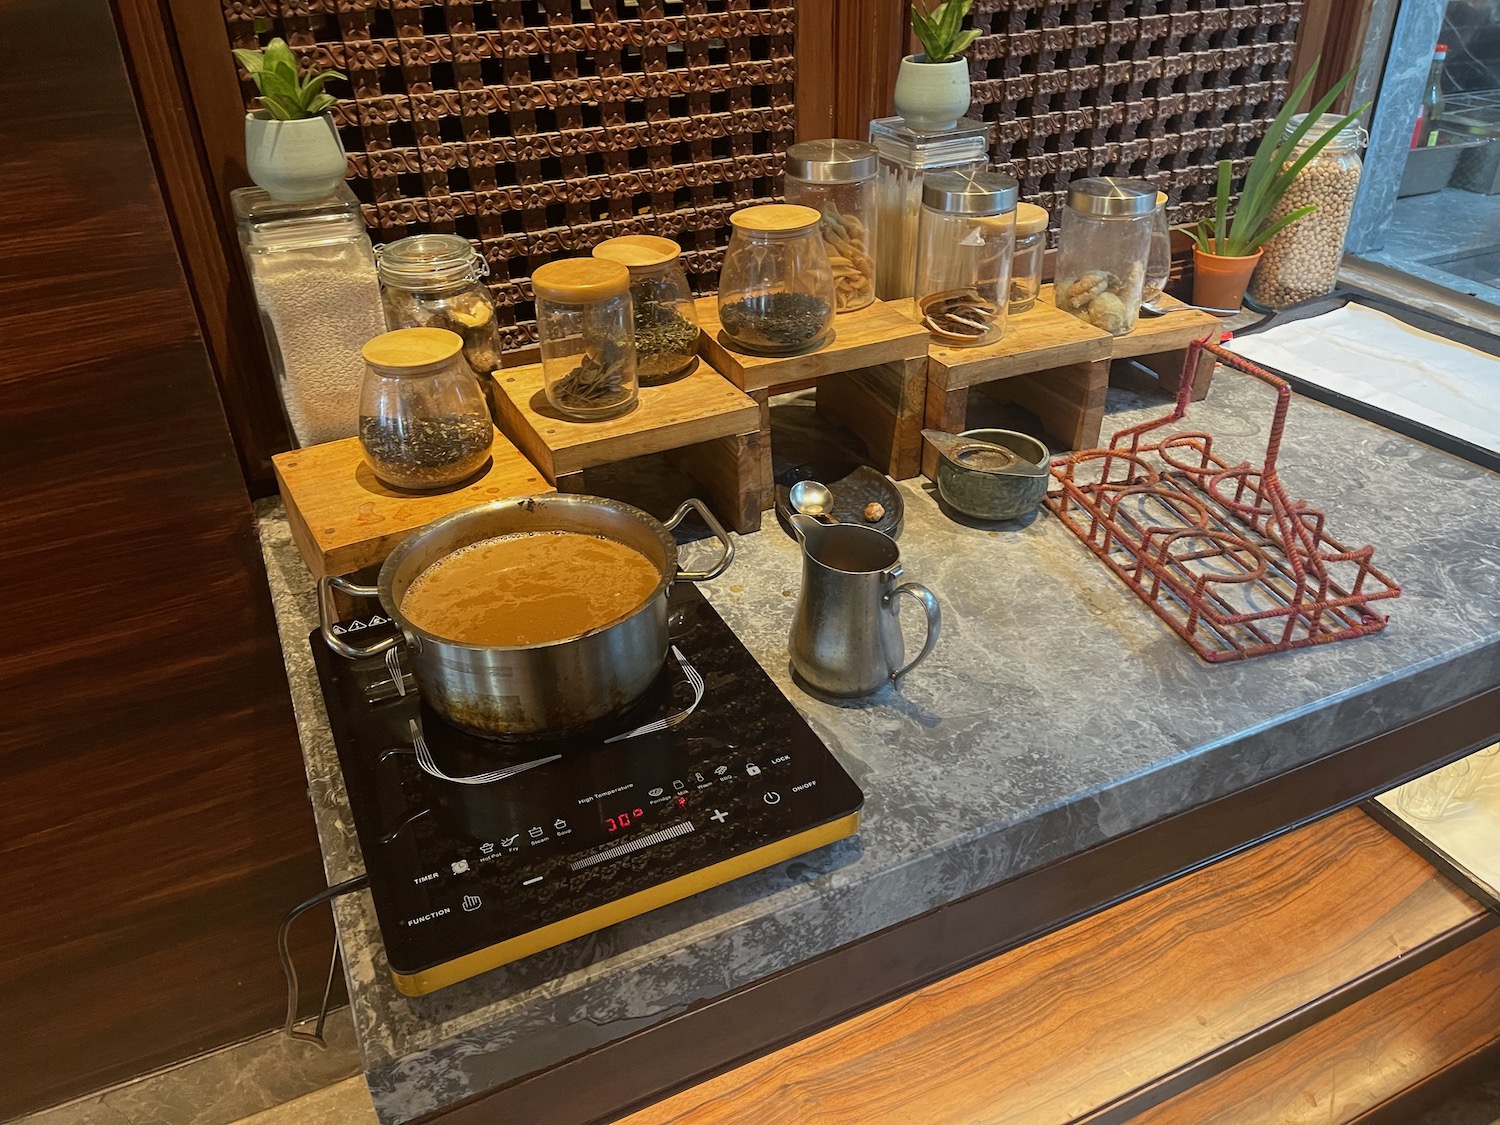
<box><xmin>591</xmin><ymin>234</ymin><xmax>699</xmax><ymax>383</ymax></box>
<box><xmin>1008</xmin><ymin>202</ymin><xmax>1050</xmax><ymax>315</ymax></box>
<box><xmin>1249</xmin><ymin>114</ymin><xmax>1367</xmax><ymax>308</ymax></box>
<box><xmin>377</xmin><ymin>234</ymin><xmax>503</xmax><ymax>380</ymax></box>
<box><xmin>913</xmin><ymin>171</ymin><xmax>1018</xmax><ymax>347</ymax></box>
<box><xmin>358</xmin><ymin>327</ymin><xmax>494</xmax><ymax>490</ymax></box>
<box><xmin>532</xmin><ymin>257</ymin><xmax>639</xmax><ymax>420</ymax></box>
<box><xmin>783</xmin><ymin>139</ymin><xmax>879</xmax><ymax>313</ymax></box>
<box><xmin>1054</xmin><ymin>177</ymin><xmax>1156</xmax><ymax>336</ymax></box>
<box><xmin>717</xmin><ymin>204</ymin><xmax>836</xmax><ymax>355</ymax></box>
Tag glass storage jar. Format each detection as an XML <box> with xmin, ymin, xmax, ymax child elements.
<box><xmin>1054</xmin><ymin>177</ymin><xmax>1156</xmax><ymax>336</ymax></box>
<box><xmin>1144</xmin><ymin>191</ymin><xmax>1172</xmax><ymax>302</ymax></box>
<box><xmin>717</xmin><ymin>204</ymin><xmax>836</xmax><ymax>355</ymax></box>
<box><xmin>232</xmin><ymin>184</ymin><xmax>387</xmax><ymax>447</ymax></box>
<box><xmin>591</xmin><ymin>235</ymin><xmax>699</xmax><ymax>383</ymax></box>
<box><xmin>358</xmin><ymin>327</ymin><xmax>494</xmax><ymax>490</ymax></box>
<box><xmin>783</xmin><ymin>139</ymin><xmax>879</xmax><ymax>313</ymax></box>
<box><xmin>913</xmin><ymin>171</ymin><xmax>1018</xmax><ymax>347</ymax></box>
<box><xmin>532</xmin><ymin>257</ymin><xmax>639</xmax><ymax>420</ymax></box>
<box><xmin>377</xmin><ymin>234</ymin><xmax>503</xmax><ymax>380</ymax></box>
<box><xmin>1008</xmin><ymin>202</ymin><xmax>1049</xmax><ymax>315</ymax></box>
<box><xmin>1249</xmin><ymin>114</ymin><xmax>1367</xmax><ymax>308</ymax></box>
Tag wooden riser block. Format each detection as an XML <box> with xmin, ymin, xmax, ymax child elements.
<box><xmin>490</xmin><ymin>361</ymin><xmax>763</xmax><ymax>535</ymax></box>
<box><xmin>620</xmin><ymin>810</ymin><xmax>1484</xmax><ymax>1125</ymax></box>
<box><xmin>926</xmin><ymin>298</ymin><xmax>1113</xmax><ymax>393</ymax></box>
<box><xmin>1112</xmin><ymin>346</ymin><xmax>1218</xmax><ymax>402</ymax></box>
<box><xmin>695</xmin><ymin>296</ymin><xmax>928</xmax><ymax>394</ymax></box>
<box><xmin>815</xmin><ymin>356</ymin><xmax>928</xmax><ymax>481</ymax></box>
<box><xmin>272</xmin><ymin>429</ymin><xmax>552</xmax><ymax>579</ymax></box>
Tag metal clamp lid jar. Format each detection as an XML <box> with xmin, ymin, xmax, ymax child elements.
<box><xmin>784</xmin><ymin>140</ymin><xmax>879</xmax><ymax>313</ymax></box>
<box><xmin>592</xmin><ymin>235</ymin><xmax>699</xmax><ymax>384</ymax></box>
<box><xmin>358</xmin><ymin>327</ymin><xmax>494</xmax><ymax>491</ymax></box>
<box><xmin>532</xmin><ymin>257</ymin><xmax>639</xmax><ymax>420</ymax></box>
<box><xmin>717</xmin><ymin>204</ymin><xmax>836</xmax><ymax>355</ymax></box>
<box><xmin>1054</xmin><ymin>176</ymin><xmax>1156</xmax><ymax>336</ymax></box>
<box><xmin>914</xmin><ymin>170</ymin><xmax>1019</xmax><ymax>347</ymax></box>
<box><xmin>377</xmin><ymin>234</ymin><xmax>503</xmax><ymax>379</ymax></box>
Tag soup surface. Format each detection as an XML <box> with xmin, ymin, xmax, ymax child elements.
<box><xmin>401</xmin><ymin>530</ymin><xmax>660</xmax><ymax>646</ymax></box>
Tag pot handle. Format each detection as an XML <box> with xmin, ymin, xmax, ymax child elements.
<box><xmin>665</xmin><ymin>498</ymin><xmax>735</xmax><ymax>583</ymax></box>
<box><xmin>887</xmin><ymin>582</ymin><xmax>941</xmax><ymax>689</ymax></box>
<box><xmin>318</xmin><ymin>574</ymin><xmax>400</xmax><ymax>660</ymax></box>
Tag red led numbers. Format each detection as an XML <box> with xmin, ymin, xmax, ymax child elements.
<box><xmin>605</xmin><ymin>807</ymin><xmax>647</xmax><ymax>833</ymax></box>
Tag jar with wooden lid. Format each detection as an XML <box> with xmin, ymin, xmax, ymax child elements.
<box><xmin>358</xmin><ymin>327</ymin><xmax>494</xmax><ymax>490</ymax></box>
<box><xmin>377</xmin><ymin>234</ymin><xmax>502</xmax><ymax>379</ymax></box>
<box><xmin>717</xmin><ymin>204</ymin><xmax>836</xmax><ymax>355</ymax></box>
<box><xmin>532</xmin><ymin>257</ymin><xmax>639</xmax><ymax>420</ymax></box>
<box><xmin>1054</xmin><ymin>177</ymin><xmax>1155</xmax><ymax>336</ymax></box>
<box><xmin>591</xmin><ymin>235</ymin><xmax>699</xmax><ymax>383</ymax></box>
<box><xmin>783</xmin><ymin>139</ymin><xmax>879</xmax><ymax>313</ymax></box>
<box><xmin>1144</xmin><ymin>192</ymin><xmax>1172</xmax><ymax>303</ymax></box>
<box><xmin>1008</xmin><ymin>202</ymin><xmax>1050</xmax><ymax>315</ymax></box>
<box><xmin>913</xmin><ymin>171</ymin><xmax>1018</xmax><ymax>347</ymax></box>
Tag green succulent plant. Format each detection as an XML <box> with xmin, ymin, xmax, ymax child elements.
<box><xmin>1186</xmin><ymin>59</ymin><xmax>1366</xmax><ymax>258</ymax></box>
<box><xmin>233</xmin><ymin>37</ymin><xmax>345</xmax><ymax>121</ymax></box>
<box><xmin>910</xmin><ymin>0</ymin><xmax>980</xmax><ymax>64</ymax></box>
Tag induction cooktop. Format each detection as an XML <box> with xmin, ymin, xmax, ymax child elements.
<box><xmin>310</xmin><ymin>583</ymin><xmax>864</xmax><ymax>995</ymax></box>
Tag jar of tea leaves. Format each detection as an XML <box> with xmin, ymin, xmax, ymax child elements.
<box><xmin>532</xmin><ymin>258</ymin><xmax>639</xmax><ymax>420</ymax></box>
<box><xmin>591</xmin><ymin>235</ymin><xmax>699</xmax><ymax>383</ymax></box>
<box><xmin>377</xmin><ymin>234</ymin><xmax>503</xmax><ymax>380</ymax></box>
<box><xmin>359</xmin><ymin>328</ymin><xmax>494</xmax><ymax>491</ymax></box>
<box><xmin>784</xmin><ymin>139</ymin><xmax>879</xmax><ymax>313</ymax></box>
<box><xmin>717</xmin><ymin>204</ymin><xmax>835</xmax><ymax>355</ymax></box>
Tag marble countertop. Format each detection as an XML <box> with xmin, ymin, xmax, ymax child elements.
<box><xmin>255</xmin><ymin>371</ymin><xmax>1500</xmax><ymax>1125</ymax></box>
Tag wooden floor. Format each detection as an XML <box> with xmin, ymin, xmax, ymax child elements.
<box><xmin>621</xmin><ymin>809</ymin><xmax>1497</xmax><ymax>1125</ymax></box>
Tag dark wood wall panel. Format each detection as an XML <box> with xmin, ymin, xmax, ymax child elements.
<box><xmin>0</xmin><ymin>0</ymin><xmax>330</xmax><ymax>1115</ymax></box>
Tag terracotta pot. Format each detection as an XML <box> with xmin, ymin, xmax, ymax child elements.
<box><xmin>892</xmin><ymin>55</ymin><xmax>971</xmax><ymax>132</ymax></box>
<box><xmin>1192</xmin><ymin>247</ymin><xmax>1262</xmax><ymax>311</ymax></box>
<box><xmin>244</xmin><ymin>111</ymin><xmax>347</xmax><ymax>202</ymax></box>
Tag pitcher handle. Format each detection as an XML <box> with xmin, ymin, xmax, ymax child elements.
<box><xmin>665</xmin><ymin>498</ymin><xmax>735</xmax><ymax>583</ymax></box>
<box><xmin>887</xmin><ymin>582</ymin><xmax>941</xmax><ymax>688</ymax></box>
<box><xmin>319</xmin><ymin>574</ymin><xmax>399</xmax><ymax>660</ymax></box>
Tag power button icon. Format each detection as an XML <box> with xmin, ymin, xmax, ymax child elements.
<box><xmin>762</xmin><ymin>791</ymin><xmax>781</xmax><ymax>805</ymax></box>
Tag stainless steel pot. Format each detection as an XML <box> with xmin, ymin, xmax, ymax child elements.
<box><xmin>318</xmin><ymin>494</ymin><xmax>733</xmax><ymax>738</ymax></box>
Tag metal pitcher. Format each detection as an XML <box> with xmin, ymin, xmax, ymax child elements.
<box><xmin>788</xmin><ymin>514</ymin><xmax>941</xmax><ymax>697</ymax></box>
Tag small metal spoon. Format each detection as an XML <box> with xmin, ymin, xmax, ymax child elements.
<box><xmin>1139</xmin><ymin>298</ymin><xmax>1240</xmax><ymax>317</ymax></box>
<box><xmin>788</xmin><ymin>479</ymin><xmax>838</xmax><ymax>523</ymax></box>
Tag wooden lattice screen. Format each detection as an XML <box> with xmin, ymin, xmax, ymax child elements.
<box><xmin>220</xmin><ymin>0</ymin><xmax>798</xmax><ymax>349</ymax></box>
<box><xmin>969</xmin><ymin>1</ymin><xmax>1304</xmax><ymax>225</ymax></box>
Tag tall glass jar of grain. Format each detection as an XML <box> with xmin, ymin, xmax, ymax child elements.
<box><xmin>1249</xmin><ymin>114</ymin><xmax>1367</xmax><ymax>308</ymax></box>
<box><xmin>377</xmin><ymin>234</ymin><xmax>503</xmax><ymax>380</ymax></box>
<box><xmin>358</xmin><ymin>328</ymin><xmax>495</xmax><ymax>490</ymax></box>
<box><xmin>717</xmin><ymin>205</ymin><xmax>836</xmax><ymax>355</ymax></box>
<box><xmin>532</xmin><ymin>258</ymin><xmax>639</xmax><ymax>420</ymax></box>
<box><xmin>1054</xmin><ymin>177</ymin><xmax>1155</xmax><ymax>336</ymax></box>
<box><xmin>591</xmin><ymin>235</ymin><xmax>699</xmax><ymax>383</ymax></box>
<box><xmin>784</xmin><ymin>139</ymin><xmax>880</xmax><ymax>313</ymax></box>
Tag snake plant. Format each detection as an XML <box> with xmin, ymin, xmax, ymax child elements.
<box><xmin>233</xmin><ymin>38</ymin><xmax>345</xmax><ymax>121</ymax></box>
<box><xmin>910</xmin><ymin>0</ymin><xmax>980</xmax><ymax>64</ymax></box>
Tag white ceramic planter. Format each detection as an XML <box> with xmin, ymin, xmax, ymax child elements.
<box><xmin>244</xmin><ymin>111</ymin><xmax>348</xmax><ymax>202</ymax></box>
<box><xmin>892</xmin><ymin>54</ymin><xmax>972</xmax><ymax>132</ymax></box>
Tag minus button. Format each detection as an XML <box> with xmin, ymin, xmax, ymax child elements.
<box><xmin>522</xmin><ymin>875</ymin><xmax>544</xmax><ymax>887</ymax></box>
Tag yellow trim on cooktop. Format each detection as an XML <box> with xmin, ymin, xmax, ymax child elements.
<box><xmin>391</xmin><ymin>812</ymin><xmax>861</xmax><ymax>996</ymax></box>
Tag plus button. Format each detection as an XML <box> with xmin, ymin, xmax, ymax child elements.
<box><xmin>709</xmin><ymin>809</ymin><xmax>729</xmax><ymax>823</ymax></box>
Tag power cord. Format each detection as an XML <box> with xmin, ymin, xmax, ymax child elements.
<box><xmin>277</xmin><ymin>873</ymin><xmax>370</xmax><ymax>1048</ymax></box>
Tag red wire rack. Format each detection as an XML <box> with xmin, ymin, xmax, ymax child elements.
<box><xmin>1045</xmin><ymin>338</ymin><xmax>1401</xmax><ymax>662</ymax></box>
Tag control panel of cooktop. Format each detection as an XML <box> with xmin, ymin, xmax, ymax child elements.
<box><xmin>311</xmin><ymin>583</ymin><xmax>863</xmax><ymax>990</ymax></box>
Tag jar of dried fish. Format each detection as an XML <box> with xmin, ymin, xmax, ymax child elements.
<box><xmin>913</xmin><ymin>171</ymin><xmax>1018</xmax><ymax>347</ymax></box>
<box><xmin>717</xmin><ymin>204</ymin><xmax>836</xmax><ymax>355</ymax></box>
<box><xmin>377</xmin><ymin>234</ymin><xmax>503</xmax><ymax>381</ymax></box>
<box><xmin>1008</xmin><ymin>202</ymin><xmax>1049</xmax><ymax>315</ymax></box>
<box><xmin>591</xmin><ymin>234</ymin><xmax>699</xmax><ymax>383</ymax></box>
<box><xmin>533</xmin><ymin>258</ymin><xmax>639</xmax><ymax>420</ymax></box>
<box><xmin>1055</xmin><ymin>178</ymin><xmax>1155</xmax><ymax>336</ymax></box>
<box><xmin>784</xmin><ymin>139</ymin><xmax>879</xmax><ymax>313</ymax></box>
<box><xmin>359</xmin><ymin>328</ymin><xmax>494</xmax><ymax>490</ymax></box>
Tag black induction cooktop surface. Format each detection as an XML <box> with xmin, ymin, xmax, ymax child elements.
<box><xmin>311</xmin><ymin>583</ymin><xmax>863</xmax><ymax>981</ymax></box>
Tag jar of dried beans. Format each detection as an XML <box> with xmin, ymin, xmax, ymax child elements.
<box><xmin>717</xmin><ymin>205</ymin><xmax>836</xmax><ymax>355</ymax></box>
<box><xmin>532</xmin><ymin>258</ymin><xmax>639</xmax><ymax>420</ymax></box>
<box><xmin>377</xmin><ymin>234</ymin><xmax>503</xmax><ymax>381</ymax></box>
<box><xmin>783</xmin><ymin>139</ymin><xmax>879</xmax><ymax>313</ymax></box>
<box><xmin>591</xmin><ymin>235</ymin><xmax>699</xmax><ymax>383</ymax></box>
<box><xmin>1249</xmin><ymin>114</ymin><xmax>1367</xmax><ymax>309</ymax></box>
<box><xmin>1054</xmin><ymin>177</ymin><xmax>1155</xmax><ymax>336</ymax></box>
<box><xmin>913</xmin><ymin>171</ymin><xmax>1018</xmax><ymax>347</ymax></box>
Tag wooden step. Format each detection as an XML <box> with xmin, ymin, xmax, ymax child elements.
<box><xmin>617</xmin><ymin>810</ymin><xmax>1486</xmax><ymax>1125</ymax></box>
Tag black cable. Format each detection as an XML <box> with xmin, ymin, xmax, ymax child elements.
<box><xmin>277</xmin><ymin>873</ymin><xmax>370</xmax><ymax>1048</ymax></box>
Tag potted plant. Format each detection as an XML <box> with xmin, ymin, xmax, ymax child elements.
<box><xmin>894</xmin><ymin>0</ymin><xmax>981</xmax><ymax>131</ymax></box>
<box><xmin>234</xmin><ymin>38</ymin><xmax>348</xmax><ymax>202</ymax></box>
<box><xmin>1185</xmin><ymin>60</ymin><xmax>1364</xmax><ymax>309</ymax></box>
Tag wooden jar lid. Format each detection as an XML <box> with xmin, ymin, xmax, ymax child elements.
<box><xmin>730</xmin><ymin>204</ymin><xmax>821</xmax><ymax>235</ymax></box>
<box><xmin>361</xmin><ymin>327</ymin><xmax>463</xmax><ymax>374</ymax></box>
<box><xmin>531</xmin><ymin>257</ymin><xmax>630</xmax><ymax>303</ymax></box>
<box><xmin>592</xmin><ymin>234</ymin><xmax>682</xmax><ymax>270</ymax></box>
<box><xmin>1014</xmin><ymin>203</ymin><xmax>1049</xmax><ymax>236</ymax></box>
